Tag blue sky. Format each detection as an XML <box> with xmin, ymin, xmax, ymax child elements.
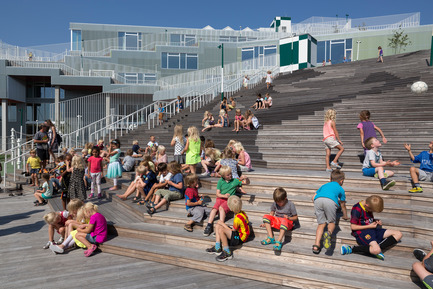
<box><xmin>1</xmin><ymin>0</ymin><xmax>432</xmax><ymax>48</ymax></box>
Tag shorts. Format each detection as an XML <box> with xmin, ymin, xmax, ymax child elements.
<box><xmin>423</xmin><ymin>275</ymin><xmax>433</xmax><ymax>289</ymax></box>
<box><xmin>155</xmin><ymin>189</ymin><xmax>182</xmax><ymax>202</ymax></box>
<box><xmin>230</xmin><ymin>231</ymin><xmax>243</xmax><ymax>246</ymax></box>
<box><xmin>86</xmin><ymin>233</ymin><xmax>97</xmax><ymax>244</ymax></box>
<box><xmin>238</xmin><ymin>165</ymin><xmax>252</xmax><ymax>172</ymax></box>
<box><xmin>353</xmin><ymin>228</ymin><xmax>387</xmax><ymax>245</ymax></box>
<box><xmin>419</xmin><ymin>170</ymin><xmax>433</xmax><ymax>182</ymax></box>
<box><xmin>263</xmin><ymin>215</ymin><xmax>294</xmax><ymax>231</ymax></box>
<box><xmin>174</xmin><ymin>154</ymin><xmax>185</xmax><ymax>164</ymax></box>
<box><xmin>41</xmin><ymin>193</ymin><xmax>52</xmax><ymax>200</ymax></box>
<box><xmin>314</xmin><ymin>197</ymin><xmax>338</xmax><ymax>224</ymax></box>
<box><xmin>30</xmin><ymin>168</ymin><xmax>39</xmax><ymax>174</ymax></box>
<box><xmin>362</xmin><ymin>167</ymin><xmax>387</xmax><ymax>177</ymax></box>
<box><xmin>323</xmin><ymin>137</ymin><xmax>340</xmax><ymax>149</ymax></box>
<box><xmin>36</xmin><ymin>148</ymin><xmax>49</xmax><ymax>161</ymax></box>
<box><xmin>212</xmin><ymin>197</ymin><xmax>230</xmax><ymax>214</ymax></box>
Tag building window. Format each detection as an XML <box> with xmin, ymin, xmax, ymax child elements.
<box><xmin>241</xmin><ymin>45</ymin><xmax>277</xmax><ymax>69</ymax></box>
<box><xmin>161</xmin><ymin>52</ymin><xmax>198</xmax><ymax>70</ymax></box>
<box><xmin>71</xmin><ymin>30</ymin><xmax>82</xmax><ymax>51</ymax></box>
<box><xmin>8</xmin><ymin>105</ymin><xmax>17</xmax><ymax>122</ymax></box>
<box><xmin>118</xmin><ymin>32</ymin><xmax>142</xmax><ymax>50</ymax></box>
<box><xmin>119</xmin><ymin>73</ymin><xmax>157</xmax><ymax>84</ymax></box>
<box><xmin>170</xmin><ymin>34</ymin><xmax>196</xmax><ymax>46</ymax></box>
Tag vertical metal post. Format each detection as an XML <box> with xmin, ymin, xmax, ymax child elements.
<box><xmin>218</xmin><ymin>43</ymin><xmax>224</xmax><ymax>101</ymax></box>
<box><xmin>430</xmin><ymin>31</ymin><xmax>433</xmax><ymax>66</ymax></box>
<box><xmin>356</xmin><ymin>41</ymin><xmax>361</xmax><ymax>61</ymax></box>
<box><xmin>54</xmin><ymin>86</ymin><xmax>60</xmax><ymax>125</ymax></box>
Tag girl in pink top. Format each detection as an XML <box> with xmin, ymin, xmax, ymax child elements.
<box><xmin>323</xmin><ymin>109</ymin><xmax>344</xmax><ymax>172</ymax></box>
<box><xmin>87</xmin><ymin>147</ymin><xmax>103</xmax><ymax>199</ymax></box>
<box><xmin>156</xmin><ymin>145</ymin><xmax>168</xmax><ymax>165</ymax></box>
<box><xmin>233</xmin><ymin>109</ymin><xmax>245</xmax><ymax>133</ymax></box>
<box><xmin>234</xmin><ymin>142</ymin><xmax>252</xmax><ymax>172</ymax></box>
<box><xmin>75</xmin><ymin>202</ymin><xmax>107</xmax><ymax>257</ymax></box>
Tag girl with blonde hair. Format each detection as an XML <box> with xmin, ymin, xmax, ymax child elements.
<box><xmin>323</xmin><ymin>109</ymin><xmax>344</xmax><ymax>172</ymax></box>
<box><xmin>234</xmin><ymin>142</ymin><xmax>253</xmax><ymax>172</ymax></box>
<box><xmin>182</xmin><ymin>126</ymin><xmax>201</xmax><ymax>174</ymax></box>
<box><xmin>201</xmin><ymin>148</ymin><xmax>221</xmax><ymax>176</ymax></box>
<box><xmin>171</xmin><ymin>124</ymin><xmax>186</xmax><ymax>164</ymax></box>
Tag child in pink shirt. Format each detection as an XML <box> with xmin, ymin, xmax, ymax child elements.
<box><xmin>87</xmin><ymin>147</ymin><xmax>103</xmax><ymax>199</ymax></box>
<box><xmin>323</xmin><ymin>109</ymin><xmax>344</xmax><ymax>172</ymax></box>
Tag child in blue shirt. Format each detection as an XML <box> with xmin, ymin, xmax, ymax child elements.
<box><xmin>405</xmin><ymin>141</ymin><xmax>433</xmax><ymax>193</ymax></box>
<box><xmin>312</xmin><ymin>169</ymin><xmax>348</xmax><ymax>254</ymax></box>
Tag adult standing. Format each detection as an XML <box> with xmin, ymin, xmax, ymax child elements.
<box><xmin>33</xmin><ymin>122</ymin><xmax>50</xmax><ymax>171</ymax></box>
<box><xmin>46</xmin><ymin>119</ymin><xmax>58</xmax><ymax>163</ymax></box>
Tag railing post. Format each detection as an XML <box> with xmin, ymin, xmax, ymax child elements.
<box><xmin>16</xmin><ymin>137</ymin><xmax>21</xmax><ymax>170</ymax></box>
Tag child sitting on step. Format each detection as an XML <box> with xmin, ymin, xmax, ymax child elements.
<box><xmin>34</xmin><ymin>173</ymin><xmax>52</xmax><ymax>206</ymax></box>
<box><xmin>412</xmin><ymin>240</ymin><xmax>433</xmax><ymax>289</ymax></box>
<box><xmin>323</xmin><ymin>109</ymin><xmax>344</xmax><ymax>172</ymax></box>
<box><xmin>205</xmin><ymin>195</ymin><xmax>250</xmax><ymax>262</ymax></box>
<box><xmin>261</xmin><ymin>187</ymin><xmax>298</xmax><ymax>252</ymax></box>
<box><xmin>203</xmin><ymin>166</ymin><xmax>246</xmax><ymax>236</ymax></box>
<box><xmin>312</xmin><ymin>169</ymin><xmax>348</xmax><ymax>254</ymax></box>
<box><xmin>341</xmin><ymin>195</ymin><xmax>402</xmax><ymax>261</ymax></box>
<box><xmin>404</xmin><ymin>141</ymin><xmax>433</xmax><ymax>193</ymax></box>
<box><xmin>142</xmin><ymin>162</ymin><xmax>171</xmax><ymax>206</ymax></box>
<box><xmin>147</xmin><ymin>161</ymin><xmax>184</xmax><ymax>215</ymax></box>
<box><xmin>184</xmin><ymin>174</ymin><xmax>211</xmax><ymax>232</ymax></box>
<box><xmin>362</xmin><ymin>137</ymin><xmax>400</xmax><ymax>190</ymax></box>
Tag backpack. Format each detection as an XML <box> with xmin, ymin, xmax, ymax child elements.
<box><xmin>55</xmin><ymin>133</ymin><xmax>62</xmax><ymax>145</ymax></box>
<box><xmin>251</xmin><ymin>116</ymin><xmax>260</xmax><ymax>129</ymax></box>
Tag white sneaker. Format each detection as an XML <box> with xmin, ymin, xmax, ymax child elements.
<box><xmin>200</xmin><ymin>171</ymin><xmax>210</xmax><ymax>177</ymax></box>
<box><xmin>330</xmin><ymin>161</ymin><xmax>341</xmax><ymax>169</ymax></box>
<box><xmin>43</xmin><ymin>241</ymin><xmax>53</xmax><ymax>249</ymax></box>
<box><xmin>57</xmin><ymin>237</ymin><xmax>64</xmax><ymax>244</ymax></box>
<box><xmin>49</xmin><ymin>243</ymin><xmax>64</xmax><ymax>254</ymax></box>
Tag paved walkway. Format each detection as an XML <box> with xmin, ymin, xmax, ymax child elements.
<box><xmin>0</xmin><ymin>191</ymin><xmax>282</xmax><ymax>289</ymax></box>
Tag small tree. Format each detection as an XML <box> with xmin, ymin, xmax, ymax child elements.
<box><xmin>388</xmin><ymin>26</ymin><xmax>412</xmax><ymax>54</ymax></box>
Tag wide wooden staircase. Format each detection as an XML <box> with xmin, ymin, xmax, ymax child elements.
<box><xmin>20</xmin><ymin>49</ymin><xmax>433</xmax><ymax>288</ymax></box>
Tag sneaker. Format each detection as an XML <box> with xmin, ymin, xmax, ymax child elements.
<box><xmin>330</xmin><ymin>161</ymin><xmax>341</xmax><ymax>169</ymax></box>
<box><xmin>375</xmin><ymin>252</ymin><xmax>385</xmax><ymax>261</ymax></box>
<box><xmin>413</xmin><ymin>249</ymin><xmax>427</xmax><ymax>261</ymax></box>
<box><xmin>200</xmin><ymin>171</ymin><xmax>210</xmax><ymax>177</ymax></box>
<box><xmin>409</xmin><ymin>187</ymin><xmax>423</xmax><ymax>193</ymax></box>
<box><xmin>97</xmin><ymin>193</ymin><xmax>103</xmax><ymax>199</ymax></box>
<box><xmin>325</xmin><ymin>168</ymin><xmax>333</xmax><ymax>173</ymax></box>
<box><xmin>49</xmin><ymin>243</ymin><xmax>64</xmax><ymax>254</ymax></box>
<box><xmin>57</xmin><ymin>237</ymin><xmax>64</xmax><ymax>244</ymax></box>
<box><xmin>203</xmin><ymin>223</ymin><xmax>213</xmax><ymax>236</ymax></box>
<box><xmin>340</xmin><ymin>245</ymin><xmax>352</xmax><ymax>255</ymax></box>
<box><xmin>43</xmin><ymin>241</ymin><xmax>53</xmax><ymax>249</ymax></box>
<box><xmin>323</xmin><ymin>231</ymin><xmax>332</xmax><ymax>250</ymax></box>
<box><xmin>373</xmin><ymin>172</ymin><xmax>388</xmax><ymax>179</ymax></box>
<box><xmin>88</xmin><ymin>193</ymin><xmax>94</xmax><ymax>199</ymax></box>
<box><xmin>206</xmin><ymin>246</ymin><xmax>222</xmax><ymax>255</ymax></box>
<box><xmin>382</xmin><ymin>180</ymin><xmax>396</xmax><ymax>190</ymax></box>
<box><xmin>216</xmin><ymin>250</ymin><xmax>233</xmax><ymax>262</ymax></box>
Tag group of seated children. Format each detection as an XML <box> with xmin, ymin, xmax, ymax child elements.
<box><xmin>42</xmin><ymin>198</ymin><xmax>107</xmax><ymax>258</ymax></box>
<box><xmin>251</xmin><ymin>93</ymin><xmax>272</xmax><ymax>110</ymax></box>
<box><xmin>201</xmin><ymin>109</ymin><xmax>256</xmax><ymax>133</ymax></box>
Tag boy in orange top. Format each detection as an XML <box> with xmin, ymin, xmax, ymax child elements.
<box><xmin>260</xmin><ymin>187</ymin><xmax>298</xmax><ymax>252</ymax></box>
<box><xmin>206</xmin><ymin>196</ymin><xmax>249</xmax><ymax>262</ymax></box>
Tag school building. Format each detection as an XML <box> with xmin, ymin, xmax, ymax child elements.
<box><xmin>0</xmin><ymin>12</ymin><xmax>431</xmax><ymax>150</ymax></box>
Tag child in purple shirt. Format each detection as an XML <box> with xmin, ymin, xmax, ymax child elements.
<box><xmin>357</xmin><ymin>110</ymin><xmax>387</xmax><ymax>155</ymax></box>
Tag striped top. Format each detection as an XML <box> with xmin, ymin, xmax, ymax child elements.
<box><xmin>350</xmin><ymin>201</ymin><xmax>375</xmax><ymax>236</ymax></box>
<box><xmin>233</xmin><ymin>211</ymin><xmax>250</xmax><ymax>242</ymax></box>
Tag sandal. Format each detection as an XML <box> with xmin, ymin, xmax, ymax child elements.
<box><xmin>273</xmin><ymin>241</ymin><xmax>282</xmax><ymax>252</ymax></box>
<box><xmin>132</xmin><ymin>197</ymin><xmax>141</xmax><ymax>203</ymax></box>
<box><xmin>261</xmin><ymin>237</ymin><xmax>275</xmax><ymax>245</ymax></box>
<box><xmin>147</xmin><ymin>207</ymin><xmax>155</xmax><ymax>215</ymax></box>
<box><xmin>138</xmin><ymin>199</ymin><xmax>148</xmax><ymax>206</ymax></box>
<box><xmin>184</xmin><ymin>224</ymin><xmax>193</xmax><ymax>232</ymax></box>
<box><xmin>312</xmin><ymin>245</ymin><xmax>321</xmax><ymax>254</ymax></box>
<box><xmin>146</xmin><ymin>201</ymin><xmax>154</xmax><ymax>208</ymax></box>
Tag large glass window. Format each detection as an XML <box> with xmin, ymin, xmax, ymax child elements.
<box><xmin>8</xmin><ymin>105</ymin><xmax>17</xmax><ymax>122</ymax></box>
<box><xmin>241</xmin><ymin>45</ymin><xmax>277</xmax><ymax>69</ymax></box>
<box><xmin>118</xmin><ymin>32</ymin><xmax>142</xmax><ymax>50</ymax></box>
<box><xmin>161</xmin><ymin>52</ymin><xmax>198</xmax><ymax>70</ymax></box>
<box><xmin>170</xmin><ymin>34</ymin><xmax>196</xmax><ymax>46</ymax></box>
<box><xmin>119</xmin><ymin>73</ymin><xmax>157</xmax><ymax>84</ymax></box>
<box><xmin>71</xmin><ymin>30</ymin><xmax>82</xmax><ymax>51</ymax></box>
<box><xmin>316</xmin><ymin>39</ymin><xmax>352</xmax><ymax>65</ymax></box>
